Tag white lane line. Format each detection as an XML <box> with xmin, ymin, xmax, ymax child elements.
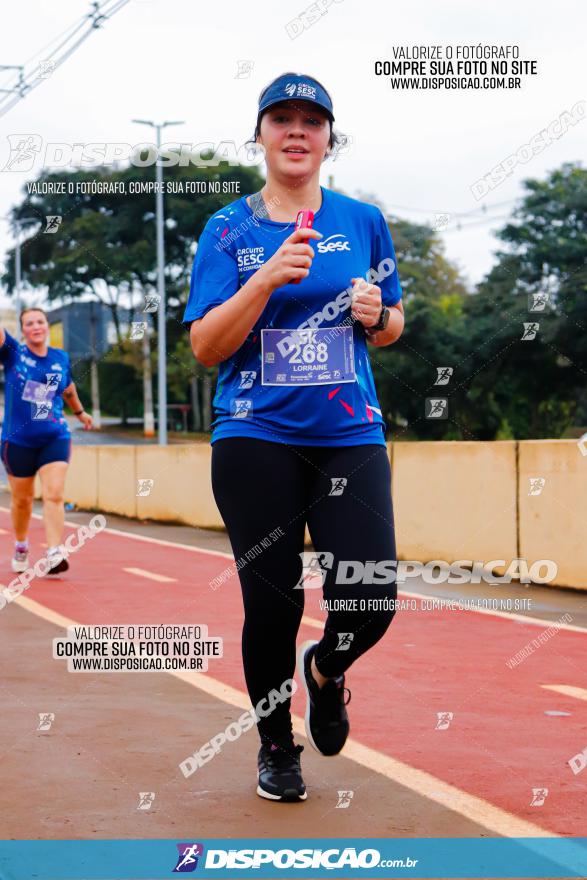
<box><xmin>15</xmin><ymin>595</ymin><xmax>74</xmax><ymax>630</ymax></box>
<box><xmin>0</xmin><ymin>506</ymin><xmax>234</xmax><ymax>561</ymax></box>
<box><xmin>2</xmin><ymin>507</ymin><xmax>585</xmax><ymax>632</ymax></box>
<box><xmin>541</xmin><ymin>684</ymin><xmax>587</xmax><ymax>702</ymax></box>
<box><xmin>11</xmin><ymin>593</ymin><xmax>555</xmax><ymax>839</ymax></box>
<box><xmin>87</xmin><ymin>524</ymin><xmax>234</xmax><ymax>560</ymax></box>
<box><xmin>301</xmin><ymin>614</ymin><xmax>324</xmax><ymax>629</ymax></box>
<box><xmin>170</xmin><ymin>668</ymin><xmax>556</xmax><ymax>841</ymax></box>
<box><xmin>399</xmin><ymin>589</ymin><xmax>587</xmax><ymax>633</ymax></box>
<box><xmin>122</xmin><ymin>567</ymin><xmax>176</xmax><ymax>583</ymax></box>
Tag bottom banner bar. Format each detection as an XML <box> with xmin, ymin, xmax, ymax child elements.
<box><xmin>0</xmin><ymin>837</ymin><xmax>586</xmax><ymax>879</ymax></box>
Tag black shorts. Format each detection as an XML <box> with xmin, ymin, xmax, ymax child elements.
<box><xmin>1</xmin><ymin>437</ymin><xmax>72</xmax><ymax>478</ymax></box>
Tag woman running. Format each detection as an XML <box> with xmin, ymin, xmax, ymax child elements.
<box><xmin>0</xmin><ymin>307</ymin><xmax>93</xmax><ymax>574</ymax></box>
<box><xmin>184</xmin><ymin>72</ymin><xmax>405</xmax><ymax>801</ymax></box>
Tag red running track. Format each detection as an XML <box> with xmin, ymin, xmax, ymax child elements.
<box><xmin>1</xmin><ymin>510</ymin><xmax>585</xmax><ymax>837</ymax></box>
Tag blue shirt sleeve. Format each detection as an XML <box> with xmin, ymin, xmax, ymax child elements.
<box><xmin>371</xmin><ymin>210</ymin><xmax>403</xmax><ymax>307</ymax></box>
<box><xmin>183</xmin><ymin>223</ymin><xmax>240</xmax><ymax>328</ymax></box>
<box><xmin>0</xmin><ymin>330</ymin><xmax>19</xmax><ymax>368</ymax></box>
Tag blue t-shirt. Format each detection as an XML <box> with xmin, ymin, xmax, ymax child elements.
<box><xmin>0</xmin><ymin>331</ymin><xmax>73</xmax><ymax>448</ymax></box>
<box><xmin>183</xmin><ymin>186</ymin><xmax>403</xmax><ymax>447</ymax></box>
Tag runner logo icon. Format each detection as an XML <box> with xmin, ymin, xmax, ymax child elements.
<box><xmin>32</xmin><ymin>401</ymin><xmax>52</xmax><ymax>420</ymax></box>
<box><xmin>239</xmin><ymin>371</ymin><xmax>256</xmax><ymax>390</ymax></box>
<box><xmin>336</xmin><ymin>632</ymin><xmax>354</xmax><ymax>651</ymax></box>
<box><xmin>173</xmin><ymin>843</ymin><xmax>204</xmax><ymax>872</ymax></box>
<box><xmin>293</xmin><ymin>551</ymin><xmax>334</xmax><ymax>589</ymax></box>
<box><xmin>232</xmin><ymin>399</ymin><xmax>252</xmax><ymax>419</ymax></box>
<box><xmin>45</xmin><ymin>373</ymin><xmax>61</xmax><ymax>391</ymax></box>
<box><xmin>329</xmin><ymin>477</ymin><xmax>347</xmax><ymax>496</ymax></box>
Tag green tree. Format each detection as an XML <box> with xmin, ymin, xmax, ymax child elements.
<box><xmin>2</xmin><ymin>156</ymin><xmax>265</xmax><ymax>425</ymax></box>
<box><xmin>372</xmin><ymin>218</ymin><xmax>470</xmax><ymax>438</ymax></box>
<box><xmin>463</xmin><ymin>163</ymin><xmax>586</xmax><ymax>438</ymax></box>
<box><xmin>2</xmin><ymin>157</ymin><xmax>265</xmax><ymax>343</ymax></box>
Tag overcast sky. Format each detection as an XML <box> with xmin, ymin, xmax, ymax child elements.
<box><xmin>0</xmin><ymin>0</ymin><xmax>584</xmax><ymax>307</ymax></box>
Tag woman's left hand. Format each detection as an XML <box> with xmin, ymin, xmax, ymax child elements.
<box><xmin>78</xmin><ymin>411</ymin><xmax>93</xmax><ymax>430</ymax></box>
<box><xmin>350</xmin><ymin>277</ymin><xmax>382</xmax><ymax>328</ymax></box>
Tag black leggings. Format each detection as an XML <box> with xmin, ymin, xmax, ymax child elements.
<box><xmin>211</xmin><ymin>438</ymin><xmax>397</xmax><ymax>745</ymax></box>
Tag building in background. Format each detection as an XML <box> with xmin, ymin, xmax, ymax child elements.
<box><xmin>46</xmin><ymin>302</ymin><xmax>135</xmax><ymax>430</ymax></box>
<box><xmin>46</xmin><ymin>301</ymin><xmax>112</xmax><ymax>360</ymax></box>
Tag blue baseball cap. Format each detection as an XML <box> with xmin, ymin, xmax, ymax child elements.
<box><xmin>258</xmin><ymin>73</ymin><xmax>335</xmax><ymax>123</ymax></box>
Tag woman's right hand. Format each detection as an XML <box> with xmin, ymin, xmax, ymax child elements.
<box><xmin>259</xmin><ymin>227</ymin><xmax>323</xmax><ymax>291</ymax></box>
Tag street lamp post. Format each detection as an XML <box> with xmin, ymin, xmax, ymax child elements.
<box><xmin>131</xmin><ymin>118</ymin><xmax>184</xmax><ymax>445</ymax></box>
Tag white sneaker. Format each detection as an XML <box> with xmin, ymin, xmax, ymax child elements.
<box><xmin>11</xmin><ymin>547</ymin><xmax>29</xmax><ymax>573</ymax></box>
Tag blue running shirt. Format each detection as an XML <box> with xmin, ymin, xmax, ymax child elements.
<box><xmin>0</xmin><ymin>331</ymin><xmax>73</xmax><ymax>448</ymax></box>
<box><xmin>183</xmin><ymin>186</ymin><xmax>403</xmax><ymax>447</ymax></box>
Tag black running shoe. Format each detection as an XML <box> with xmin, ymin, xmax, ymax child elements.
<box><xmin>257</xmin><ymin>742</ymin><xmax>307</xmax><ymax>801</ymax></box>
<box><xmin>46</xmin><ymin>548</ymin><xmax>69</xmax><ymax>575</ymax></box>
<box><xmin>297</xmin><ymin>639</ymin><xmax>351</xmax><ymax>756</ymax></box>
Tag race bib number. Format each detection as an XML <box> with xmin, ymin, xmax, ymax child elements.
<box><xmin>22</xmin><ymin>379</ymin><xmax>57</xmax><ymax>402</ymax></box>
<box><xmin>261</xmin><ymin>327</ymin><xmax>355</xmax><ymax>386</ymax></box>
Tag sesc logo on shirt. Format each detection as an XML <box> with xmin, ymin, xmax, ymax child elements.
<box><xmin>317</xmin><ymin>233</ymin><xmax>351</xmax><ymax>254</ymax></box>
<box><xmin>237</xmin><ymin>246</ymin><xmax>265</xmax><ymax>272</ymax></box>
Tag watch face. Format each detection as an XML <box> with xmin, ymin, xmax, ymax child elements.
<box><xmin>381</xmin><ymin>307</ymin><xmax>390</xmax><ymax>330</ymax></box>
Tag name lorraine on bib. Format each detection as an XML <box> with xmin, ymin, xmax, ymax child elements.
<box><xmin>183</xmin><ymin>186</ymin><xmax>403</xmax><ymax>448</ymax></box>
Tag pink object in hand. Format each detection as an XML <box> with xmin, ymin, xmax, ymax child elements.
<box><xmin>291</xmin><ymin>210</ymin><xmax>315</xmax><ymax>284</ymax></box>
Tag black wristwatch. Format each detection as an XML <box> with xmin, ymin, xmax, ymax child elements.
<box><xmin>370</xmin><ymin>305</ymin><xmax>390</xmax><ymax>332</ymax></box>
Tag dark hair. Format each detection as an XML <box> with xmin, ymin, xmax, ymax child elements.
<box><xmin>247</xmin><ymin>72</ymin><xmax>348</xmax><ymax>162</ymax></box>
<box><xmin>20</xmin><ymin>307</ymin><xmax>48</xmax><ymax>328</ymax></box>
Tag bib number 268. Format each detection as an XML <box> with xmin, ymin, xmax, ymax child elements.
<box><xmin>286</xmin><ymin>331</ymin><xmax>328</xmax><ymax>364</ymax></box>
<box><xmin>261</xmin><ymin>326</ymin><xmax>355</xmax><ymax>386</ymax></box>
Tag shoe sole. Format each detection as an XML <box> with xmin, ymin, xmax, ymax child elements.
<box><xmin>256</xmin><ymin>785</ymin><xmax>307</xmax><ymax>802</ymax></box>
<box><xmin>47</xmin><ymin>557</ymin><xmax>69</xmax><ymax>574</ymax></box>
<box><xmin>297</xmin><ymin>639</ymin><xmax>322</xmax><ymax>756</ymax></box>
<box><xmin>256</xmin><ymin>771</ymin><xmax>307</xmax><ymax>801</ymax></box>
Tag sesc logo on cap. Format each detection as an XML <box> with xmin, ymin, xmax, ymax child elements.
<box><xmin>259</xmin><ymin>73</ymin><xmax>334</xmax><ymax>121</ymax></box>
<box><xmin>284</xmin><ymin>82</ymin><xmax>317</xmax><ymax>100</ymax></box>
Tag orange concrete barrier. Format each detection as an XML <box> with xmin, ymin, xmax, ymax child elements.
<box><xmin>21</xmin><ymin>438</ymin><xmax>587</xmax><ymax>589</ymax></box>
<box><xmin>391</xmin><ymin>440</ymin><xmax>518</xmax><ymax>565</ymax></box>
<box><xmin>518</xmin><ymin>439</ymin><xmax>587</xmax><ymax>590</ymax></box>
<box><xmin>135</xmin><ymin>445</ymin><xmax>223</xmax><ymax>529</ymax></box>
